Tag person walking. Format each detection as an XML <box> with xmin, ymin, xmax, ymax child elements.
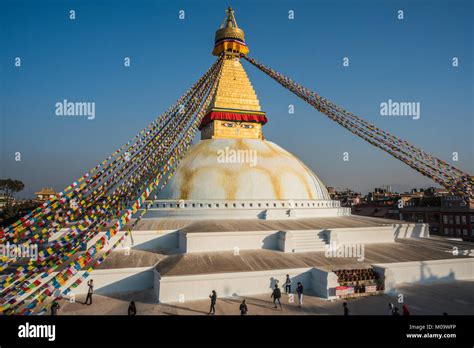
<box><xmin>402</xmin><ymin>304</ymin><xmax>410</xmax><ymax>316</ymax></box>
<box><xmin>208</xmin><ymin>290</ymin><xmax>217</xmax><ymax>315</ymax></box>
<box><xmin>50</xmin><ymin>300</ymin><xmax>60</xmax><ymax>315</ymax></box>
<box><xmin>85</xmin><ymin>279</ymin><xmax>94</xmax><ymax>305</ymax></box>
<box><xmin>296</xmin><ymin>282</ymin><xmax>304</xmax><ymax>308</ymax></box>
<box><xmin>128</xmin><ymin>301</ymin><xmax>137</xmax><ymax>316</ymax></box>
<box><xmin>271</xmin><ymin>284</ymin><xmax>282</xmax><ymax>310</ymax></box>
<box><xmin>392</xmin><ymin>307</ymin><xmax>400</xmax><ymax>316</ymax></box>
<box><xmin>387</xmin><ymin>302</ymin><xmax>394</xmax><ymax>315</ymax></box>
<box><xmin>239</xmin><ymin>299</ymin><xmax>248</xmax><ymax>315</ymax></box>
<box><xmin>284</xmin><ymin>274</ymin><xmax>292</xmax><ymax>294</ymax></box>
<box><xmin>343</xmin><ymin>302</ymin><xmax>350</xmax><ymax>316</ymax></box>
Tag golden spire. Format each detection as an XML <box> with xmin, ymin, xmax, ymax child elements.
<box><xmin>212</xmin><ymin>7</ymin><xmax>249</xmax><ymax>56</ymax></box>
<box><xmin>201</xmin><ymin>7</ymin><xmax>266</xmax><ymax>140</ymax></box>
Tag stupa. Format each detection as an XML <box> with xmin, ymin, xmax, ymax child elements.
<box><xmin>69</xmin><ymin>8</ymin><xmax>439</xmax><ymax>306</ymax></box>
<box><xmin>148</xmin><ymin>7</ymin><xmax>348</xmax><ymax>220</ymax></box>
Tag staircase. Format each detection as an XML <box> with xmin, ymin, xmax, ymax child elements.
<box><xmin>289</xmin><ymin>230</ymin><xmax>328</xmax><ymax>253</ymax></box>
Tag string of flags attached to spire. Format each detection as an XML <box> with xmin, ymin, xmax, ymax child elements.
<box><xmin>243</xmin><ymin>55</ymin><xmax>473</xmax><ymax>200</ymax></box>
<box><xmin>0</xmin><ymin>55</ymin><xmax>224</xmax><ymax>314</ymax></box>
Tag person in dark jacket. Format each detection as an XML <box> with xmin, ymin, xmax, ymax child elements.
<box><xmin>50</xmin><ymin>300</ymin><xmax>60</xmax><ymax>315</ymax></box>
<box><xmin>343</xmin><ymin>302</ymin><xmax>350</xmax><ymax>316</ymax></box>
<box><xmin>402</xmin><ymin>304</ymin><xmax>410</xmax><ymax>316</ymax></box>
<box><xmin>284</xmin><ymin>274</ymin><xmax>292</xmax><ymax>294</ymax></box>
<box><xmin>128</xmin><ymin>301</ymin><xmax>137</xmax><ymax>316</ymax></box>
<box><xmin>85</xmin><ymin>279</ymin><xmax>94</xmax><ymax>305</ymax></box>
<box><xmin>296</xmin><ymin>282</ymin><xmax>304</xmax><ymax>308</ymax></box>
<box><xmin>208</xmin><ymin>290</ymin><xmax>217</xmax><ymax>315</ymax></box>
<box><xmin>239</xmin><ymin>299</ymin><xmax>248</xmax><ymax>315</ymax></box>
<box><xmin>271</xmin><ymin>284</ymin><xmax>282</xmax><ymax>310</ymax></box>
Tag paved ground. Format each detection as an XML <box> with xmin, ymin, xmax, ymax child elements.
<box><xmin>59</xmin><ymin>281</ymin><xmax>474</xmax><ymax>316</ymax></box>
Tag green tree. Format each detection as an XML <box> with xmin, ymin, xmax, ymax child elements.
<box><xmin>0</xmin><ymin>179</ymin><xmax>25</xmax><ymax>209</ymax></box>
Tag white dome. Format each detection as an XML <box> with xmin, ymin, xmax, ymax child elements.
<box><xmin>166</xmin><ymin>138</ymin><xmax>330</xmax><ymax>201</ymax></box>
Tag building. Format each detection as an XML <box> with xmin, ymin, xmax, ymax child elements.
<box><xmin>34</xmin><ymin>187</ymin><xmax>57</xmax><ymax>202</ymax></box>
<box><xmin>327</xmin><ymin>187</ymin><xmax>361</xmax><ymax>207</ymax></box>
<box><xmin>399</xmin><ymin>194</ymin><xmax>473</xmax><ymax>239</ymax></box>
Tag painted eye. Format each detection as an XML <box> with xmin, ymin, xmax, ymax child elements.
<box><xmin>241</xmin><ymin>124</ymin><xmax>254</xmax><ymax>129</ymax></box>
<box><xmin>223</xmin><ymin>122</ymin><xmax>235</xmax><ymax>127</ymax></box>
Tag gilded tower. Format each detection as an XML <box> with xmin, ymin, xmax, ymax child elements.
<box><xmin>199</xmin><ymin>7</ymin><xmax>267</xmax><ymax>140</ymax></box>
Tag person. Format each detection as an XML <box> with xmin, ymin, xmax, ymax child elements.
<box><xmin>50</xmin><ymin>300</ymin><xmax>60</xmax><ymax>315</ymax></box>
<box><xmin>128</xmin><ymin>301</ymin><xmax>137</xmax><ymax>316</ymax></box>
<box><xmin>296</xmin><ymin>282</ymin><xmax>304</xmax><ymax>308</ymax></box>
<box><xmin>239</xmin><ymin>299</ymin><xmax>248</xmax><ymax>315</ymax></box>
<box><xmin>402</xmin><ymin>304</ymin><xmax>410</xmax><ymax>316</ymax></box>
<box><xmin>85</xmin><ymin>279</ymin><xmax>94</xmax><ymax>305</ymax></box>
<box><xmin>388</xmin><ymin>302</ymin><xmax>394</xmax><ymax>315</ymax></box>
<box><xmin>392</xmin><ymin>307</ymin><xmax>400</xmax><ymax>316</ymax></box>
<box><xmin>284</xmin><ymin>274</ymin><xmax>292</xmax><ymax>294</ymax></box>
<box><xmin>271</xmin><ymin>284</ymin><xmax>282</xmax><ymax>310</ymax></box>
<box><xmin>343</xmin><ymin>302</ymin><xmax>350</xmax><ymax>316</ymax></box>
<box><xmin>208</xmin><ymin>290</ymin><xmax>217</xmax><ymax>315</ymax></box>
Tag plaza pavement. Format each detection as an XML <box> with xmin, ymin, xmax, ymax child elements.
<box><xmin>59</xmin><ymin>280</ymin><xmax>474</xmax><ymax>316</ymax></box>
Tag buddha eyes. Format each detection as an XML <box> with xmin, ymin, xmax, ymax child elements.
<box><xmin>241</xmin><ymin>124</ymin><xmax>254</xmax><ymax>129</ymax></box>
<box><xmin>222</xmin><ymin>122</ymin><xmax>254</xmax><ymax>129</ymax></box>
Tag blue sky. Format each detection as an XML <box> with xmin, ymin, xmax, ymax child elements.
<box><xmin>1</xmin><ymin>0</ymin><xmax>473</xmax><ymax>198</ymax></box>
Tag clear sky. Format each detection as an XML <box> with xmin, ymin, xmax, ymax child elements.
<box><xmin>1</xmin><ymin>0</ymin><xmax>473</xmax><ymax>198</ymax></box>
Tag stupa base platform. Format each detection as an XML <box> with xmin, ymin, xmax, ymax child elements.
<box><xmin>67</xmin><ymin>236</ymin><xmax>474</xmax><ymax>304</ymax></box>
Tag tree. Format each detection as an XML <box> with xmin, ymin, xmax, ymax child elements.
<box><xmin>0</xmin><ymin>179</ymin><xmax>25</xmax><ymax>209</ymax></box>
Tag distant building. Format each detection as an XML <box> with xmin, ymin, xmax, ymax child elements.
<box><xmin>399</xmin><ymin>195</ymin><xmax>473</xmax><ymax>239</ymax></box>
<box><xmin>0</xmin><ymin>194</ymin><xmax>7</xmax><ymax>209</ymax></box>
<box><xmin>328</xmin><ymin>187</ymin><xmax>361</xmax><ymax>207</ymax></box>
<box><xmin>35</xmin><ymin>187</ymin><xmax>57</xmax><ymax>202</ymax></box>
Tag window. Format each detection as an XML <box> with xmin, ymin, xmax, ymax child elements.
<box><xmin>443</xmin><ymin>215</ymin><xmax>448</xmax><ymax>224</ymax></box>
<box><xmin>448</xmin><ymin>215</ymin><xmax>454</xmax><ymax>225</ymax></box>
<box><xmin>455</xmin><ymin>216</ymin><xmax>460</xmax><ymax>225</ymax></box>
<box><xmin>463</xmin><ymin>229</ymin><xmax>468</xmax><ymax>236</ymax></box>
<box><xmin>461</xmin><ymin>216</ymin><xmax>466</xmax><ymax>224</ymax></box>
<box><xmin>470</xmin><ymin>215</ymin><xmax>474</xmax><ymax>223</ymax></box>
